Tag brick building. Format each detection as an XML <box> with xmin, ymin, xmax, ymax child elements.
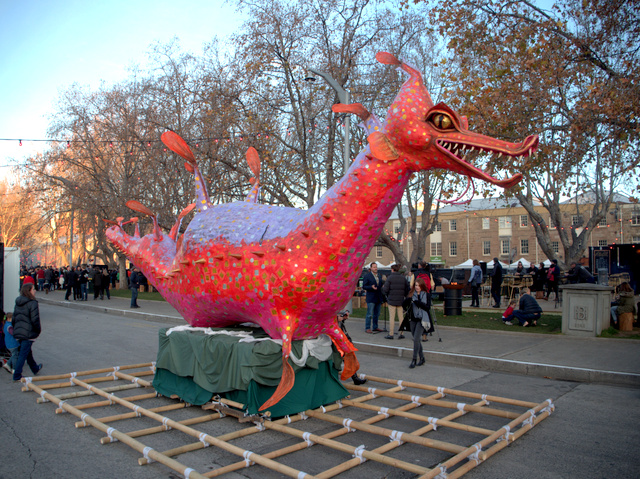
<box><xmin>366</xmin><ymin>195</ymin><xmax>638</xmax><ymax>268</ymax></box>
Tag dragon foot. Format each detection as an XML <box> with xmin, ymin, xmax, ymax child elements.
<box><xmin>340</xmin><ymin>352</ymin><xmax>360</xmax><ymax>381</ymax></box>
<box><xmin>259</xmin><ymin>357</ymin><xmax>295</xmax><ymax>411</ymax></box>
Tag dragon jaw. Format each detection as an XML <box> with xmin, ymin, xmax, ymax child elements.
<box><xmin>376</xmin><ymin>52</ymin><xmax>539</xmax><ymax>188</ymax></box>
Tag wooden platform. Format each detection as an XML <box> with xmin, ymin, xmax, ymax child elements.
<box><xmin>19</xmin><ymin>363</ymin><xmax>554</xmax><ymax>478</ymax></box>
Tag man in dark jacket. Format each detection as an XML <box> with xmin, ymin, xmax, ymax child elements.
<box><xmin>490</xmin><ymin>257</ymin><xmax>503</xmax><ymax>308</ymax></box>
<box><xmin>503</xmin><ymin>288</ymin><xmax>542</xmax><ymax>327</ymax></box>
<box><xmin>362</xmin><ymin>262</ymin><xmax>384</xmax><ymax>333</ymax></box>
<box><xmin>129</xmin><ymin>267</ymin><xmax>141</xmax><ymax>308</ymax></box>
<box><xmin>65</xmin><ymin>267</ymin><xmax>79</xmax><ymax>301</ymax></box>
<box><xmin>12</xmin><ymin>284</ymin><xmax>42</xmax><ymax>381</ymax></box>
<box><xmin>382</xmin><ymin>264</ymin><xmax>409</xmax><ymax>339</ymax></box>
<box><xmin>566</xmin><ymin>263</ymin><xmax>595</xmax><ymax>284</ymax></box>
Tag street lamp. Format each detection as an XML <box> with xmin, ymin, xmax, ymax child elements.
<box><xmin>305</xmin><ymin>68</ymin><xmax>351</xmax><ymax>176</ymax></box>
<box><xmin>306</xmin><ymin>69</ymin><xmax>354</xmax><ymax>315</ymax></box>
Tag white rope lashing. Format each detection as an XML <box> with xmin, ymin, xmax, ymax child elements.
<box><xmin>107</xmin><ymin>427</ymin><xmax>118</xmax><ymax>443</ymax></box>
<box><xmin>389</xmin><ymin>430</ymin><xmax>404</xmax><ymax>445</ymax></box>
<box><xmin>302</xmin><ymin>432</ymin><xmax>314</xmax><ymax>447</ymax></box>
<box><xmin>352</xmin><ymin>445</ymin><xmax>367</xmax><ymax>463</ymax></box>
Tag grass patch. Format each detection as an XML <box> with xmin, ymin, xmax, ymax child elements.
<box><xmin>351</xmin><ymin>307</ymin><xmax>562</xmax><ymax>334</ymax></box>
<box><xmin>599</xmin><ymin>326</ymin><xmax>640</xmax><ymax>339</ymax></box>
<box><xmin>108</xmin><ymin>289</ymin><xmax>167</xmax><ymax>301</ymax></box>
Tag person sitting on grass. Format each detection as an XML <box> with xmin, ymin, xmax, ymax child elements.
<box><xmin>503</xmin><ymin>287</ymin><xmax>542</xmax><ymax>327</ymax></box>
<box><xmin>501</xmin><ymin>299</ymin><xmax>517</xmax><ymax>323</ymax></box>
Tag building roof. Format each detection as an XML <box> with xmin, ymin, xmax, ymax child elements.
<box><xmin>560</xmin><ymin>192</ymin><xmax>631</xmax><ymax>205</ymax></box>
<box><xmin>388</xmin><ymin>197</ymin><xmax>537</xmax><ymax>220</ymax></box>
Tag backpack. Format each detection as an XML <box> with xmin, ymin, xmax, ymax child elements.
<box><xmin>417</xmin><ymin>272</ymin><xmax>432</xmax><ymax>291</ymax></box>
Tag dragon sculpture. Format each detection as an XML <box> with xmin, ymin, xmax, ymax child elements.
<box><xmin>106</xmin><ymin>52</ymin><xmax>538</xmax><ymax>411</ymax></box>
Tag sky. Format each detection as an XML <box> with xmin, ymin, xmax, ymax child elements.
<box><xmin>0</xmin><ymin>0</ymin><xmax>243</xmax><ymax>178</ymax></box>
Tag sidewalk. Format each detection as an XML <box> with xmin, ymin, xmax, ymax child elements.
<box><xmin>38</xmin><ymin>289</ymin><xmax>640</xmax><ymax>388</ymax></box>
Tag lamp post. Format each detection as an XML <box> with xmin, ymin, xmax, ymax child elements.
<box><xmin>306</xmin><ymin>69</ymin><xmax>353</xmax><ymax>314</ymax></box>
<box><xmin>305</xmin><ymin>68</ymin><xmax>351</xmax><ymax>175</ymax></box>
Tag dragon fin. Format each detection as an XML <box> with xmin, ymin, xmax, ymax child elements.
<box><xmin>161</xmin><ymin>131</ymin><xmax>196</xmax><ymax>164</ymax></box>
<box><xmin>368</xmin><ymin>132</ymin><xmax>399</xmax><ymax>162</ymax></box>
<box><xmin>169</xmin><ymin>203</ymin><xmax>196</xmax><ymax>241</ymax></box>
<box><xmin>126</xmin><ymin>201</ymin><xmax>162</xmax><ymax>241</ymax></box>
<box><xmin>245</xmin><ymin>147</ymin><xmax>261</xmax><ymax>203</ymax></box>
<box><xmin>332</xmin><ymin>103</ymin><xmax>371</xmax><ymax>122</ymax></box>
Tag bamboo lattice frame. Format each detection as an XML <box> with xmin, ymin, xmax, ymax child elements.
<box><xmin>20</xmin><ymin>363</ymin><xmax>554</xmax><ymax>478</ymax></box>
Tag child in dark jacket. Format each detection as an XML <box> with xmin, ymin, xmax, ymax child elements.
<box><xmin>2</xmin><ymin>313</ymin><xmax>19</xmax><ymax>373</ymax></box>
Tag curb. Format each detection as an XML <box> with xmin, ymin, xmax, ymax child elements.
<box><xmin>352</xmin><ymin>340</ymin><xmax>640</xmax><ymax>388</ymax></box>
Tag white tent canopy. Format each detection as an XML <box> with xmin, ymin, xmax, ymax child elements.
<box><xmin>452</xmin><ymin>259</ymin><xmax>475</xmax><ymax>269</ymax></box>
<box><xmin>487</xmin><ymin>260</ymin><xmax>510</xmax><ymax>269</ymax></box>
<box><xmin>509</xmin><ymin>257</ymin><xmax>531</xmax><ymax>268</ymax></box>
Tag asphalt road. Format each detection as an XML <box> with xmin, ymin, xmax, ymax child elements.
<box><xmin>1</xmin><ymin>303</ymin><xmax>637</xmax><ymax>478</ymax></box>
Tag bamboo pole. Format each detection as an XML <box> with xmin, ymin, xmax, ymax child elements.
<box><xmin>31</xmin><ymin>371</ymin><xmax>153</xmax><ymax>395</ymax></box>
<box><xmin>56</xmin><ymin>392</ymin><xmax>158</xmax><ymax>414</ymax></box>
<box><xmin>339</xmin><ymin>398</ymin><xmax>495</xmax><ymax>436</ymax></box>
<box><xmin>42</xmin><ymin>382</ymin><xmax>143</xmax><ymax>401</ymax></box>
<box><xmin>443</xmin><ymin>407</ymin><xmax>553</xmax><ymax>479</ymax></box>
<box><xmin>69</xmin><ymin>377</ymin><xmax>318</xmax><ymax>479</ymax></box>
<box><xmin>262</xmin><ymin>420</ymin><xmax>431</xmax><ymax>476</ymax></box>
<box><xmin>418</xmin><ymin>398</ymin><xmax>555</xmax><ymax>479</ymax></box>
<box><xmin>356</xmin><ymin>375</ymin><xmax>539</xmax><ymax>408</ymax></box>
<box><xmin>114</xmin><ymin>370</ymin><xmax>153</xmax><ymax>388</ymax></box>
<box><xmin>76</xmin><ymin>402</ymin><xmax>189</xmax><ymax>428</ymax></box>
<box><xmin>316</xmin><ymin>399</ymin><xmax>488</xmax><ymax>479</ymax></box>
<box><xmin>148</xmin><ymin>385</ymin><xmax>407</xmax><ymax>471</ymax></box>
<box><xmin>203</xmin><ymin>395</ymin><xmax>424</xmax><ymax>478</ymax></box>
<box><xmin>102</xmin><ymin>413</ymin><xmax>222</xmax><ymax>444</ymax></box>
<box><xmin>304</xmin><ymin>409</ymin><xmax>466</xmax><ymax>454</ymax></box>
<box><xmin>346</xmin><ymin>384</ymin><xmax>520</xmax><ymax>419</ymax></box>
<box><xmin>24</xmin><ymin>380</ymin><xmax>207</xmax><ymax>479</ymax></box>
<box><xmin>22</xmin><ymin>362</ymin><xmax>154</xmax><ymax>382</ymax></box>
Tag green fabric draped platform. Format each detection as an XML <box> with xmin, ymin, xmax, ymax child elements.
<box><xmin>152</xmin><ymin>327</ymin><xmax>349</xmax><ymax>417</ymax></box>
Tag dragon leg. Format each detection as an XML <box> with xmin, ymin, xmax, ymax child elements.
<box><xmin>325</xmin><ymin>320</ymin><xmax>360</xmax><ymax>380</ymax></box>
<box><xmin>259</xmin><ymin>327</ymin><xmax>296</xmax><ymax>411</ymax></box>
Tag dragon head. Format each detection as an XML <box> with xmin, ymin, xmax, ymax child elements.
<box><xmin>368</xmin><ymin>52</ymin><xmax>538</xmax><ymax>189</ymax></box>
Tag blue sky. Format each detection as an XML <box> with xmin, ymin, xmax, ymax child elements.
<box><xmin>0</xmin><ymin>0</ymin><xmax>242</xmax><ymax>177</ymax></box>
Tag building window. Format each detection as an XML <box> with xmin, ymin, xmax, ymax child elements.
<box><xmin>598</xmin><ymin>240</ymin><xmax>608</xmax><ymax>247</ymax></box>
<box><xmin>501</xmin><ymin>239</ymin><xmax>510</xmax><ymax>255</ymax></box>
<box><xmin>551</xmin><ymin>241</ymin><xmax>559</xmax><ymax>254</ymax></box>
<box><xmin>520</xmin><ymin>215</ymin><xmax>528</xmax><ymax>227</ymax></box>
<box><xmin>633</xmin><ymin>236</ymin><xmax>640</xmax><ymax>243</ymax></box>
<box><xmin>483</xmin><ymin>240</ymin><xmax>491</xmax><ymax>255</ymax></box>
<box><xmin>416</xmin><ymin>222</ymin><xmax>422</xmax><ymax>231</ymax></box>
<box><xmin>376</xmin><ymin>246</ymin><xmax>383</xmax><ymax>258</ymax></box>
<box><xmin>572</xmin><ymin>215</ymin><xmax>583</xmax><ymax>227</ymax></box>
<box><xmin>449</xmin><ymin>241</ymin><xmax>457</xmax><ymax>256</ymax></box>
<box><xmin>632</xmin><ymin>209</ymin><xmax>640</xmax><ymax>226</ymax></box>
<box><xmin>598</xmin><ymin>216</ymin><xmax>608</xmax><ymax>227</ymax></box>
<box><xmin>482</xmin><ymin>217</ymin><xmax>490</xmax><ymax>230</ymax></box>
<box><xmin>499</xmin><ymin>216</ymin><xmax>511</xmax><ymax>228</ymax></box>
<box><xmin>431</xmin><ymin>242</ymin><xmax>442</xmax><ymax>256</ymax></box>
<box><xmin>521</xmin><ymin>239</ymin><xmax>529</xmax><ymax>254</ymax></box>
<box><xmin>393</xmin><ymin>222</ymin><xmax>401</xmax><ymax>234</ymax></box>
<box><xmin>450</xmin><ymin>219</ymin><xmax>457</xmax><ymax>231</ymax></box>
<box><xmin>435</xmin><ymin>222</ymin><xmax>442</xmax><ymax>232</ymax></box>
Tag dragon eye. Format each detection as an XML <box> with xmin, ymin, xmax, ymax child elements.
<box><xmin>430</xmin><ymin>113</ymin><xmax>454</xmax><ymax>130</ymax></box>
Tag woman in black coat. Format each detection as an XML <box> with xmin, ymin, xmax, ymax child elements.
<box><xmin>12</xmin><ymin>283</ymin><xmax>42</xmax><ymax>381</ymax></box>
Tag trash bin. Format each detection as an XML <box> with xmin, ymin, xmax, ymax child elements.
<box><xmin>443</xmin><ymin>284</ymin><xmax>463</xmax><ymax>316</ymax></box>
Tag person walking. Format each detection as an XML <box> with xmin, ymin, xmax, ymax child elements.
<box><xmin>409</xmin><ymin>278</ymin><xmax>430</xmax><ymax>368</ymax></box>
<box><xmin>12</xmin><ymin>283</ymin><xmax>43</xmax><ymax>382</ymax></box>
<box><xmin>382</xmin><ymin>264</ymin><xmax>409</xmax><ymax>339</ymax></box>
<box><xmin>490</xmin><ymin>257</ymin><xmax>503</xmax><ymax>308</ymax></box>
<box><xmin>468</xmin><ymin>259</ymin><xmax>482</xmax><ymax>307</ymax></box>
<box><xmin>129</xmin><ymin>267</ymin><xmax>141</xmax><ymax>308</ymax></box>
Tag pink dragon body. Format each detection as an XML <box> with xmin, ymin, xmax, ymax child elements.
<box><xmin>106</xmin><ymin>52</ymin><xmax>538</xmax><ymax>410</ymax></box>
